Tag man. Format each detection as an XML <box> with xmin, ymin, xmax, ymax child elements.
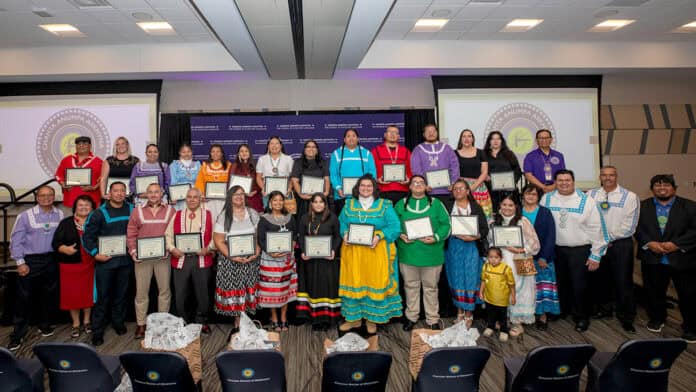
<box><xmin>127</xmin><ymin>183</ymin><xmax>175</xmax><ymax>339</ymax></box>
<box><xmin>635</xmin><ymin>174</ymin><xmax>696</xmax><ymax>342</ymax></box>
<box><xmin>165</xmin><ymin>188</ymin><xmax>213</xmax><ymax>334</ymax></box>
<box><xmin>7</xmin><ymin>186</ymin><xmax>63</xmax><ymax>351</ymax></box>
<box><xmin>587</xmin><ymin>166</ymin><xmax>639</xmax><ymax>333</ymax></box>
<box><xmin>82</xmin><ymin>181</ymin><xmax>133</xmax><ymax>346</ymax></box>
<box><xmin>541</xmin><ymin>169</ymin><xmax>608</xmax><ymax>332</ymax></box>
<box><xmin>372</xmin><ymin>125</ymin><xmax>412</xmax><ymax>205</ymax></box>
<box><xmin>524</xmin><ymin>129</ymin><xmax>566</xmax><ymax>194</ymax></box>
<box><xmin>410</xmin><ymin>124</ymin><xmax>459</xmax><ymax>211</ymax></box>
<box><xmin>55</xmin><ymin>136</ymin><xmax>103</xmax><ymax>209</ymax></box>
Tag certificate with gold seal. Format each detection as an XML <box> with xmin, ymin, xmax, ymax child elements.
<box><xmin>137</xmin><ymin>236</ymin><xmax>166</xmax><ymax>259</ymax></box>
<box><xmin>266</xmin><ymin>231</ymin><xmax>293</xmax><ymax>253</ymax></box>
<box><xmin>492</xmin><ymin>226</ymin><xmax>524</xmax><ymax>248</ymax></box>
<box><xmin>175</xmin><ymin>233</ymin><xmax>202</xmax><ymax>253</ymax></box>
<box><xmin>168</xmin><ymin>183</ymin><xmax>191</xmax><ymax>202</ymax></box>
<box><xmin>98</xmin><ymin>235</ymin><xmax>126</xmax><ymax>257</ymax></box>
<box><xmin>66</xmin><ymin>168</ymin><xmax>92</xmax><ymax>186</ymax></box>
<box><xmin>135</xmin><ymin>175</ymin><xmax>159</xmax><ymax>195</ymax></box>
<box><xmin>304</xmin><ymin>236</ymin><xmax>332</xmax><ymax>258</ymax></box>
<box><xmin>425</xmin><ymin>169</ymin><xmax>450</xmax><ymax>189</ymax></box>
<box><xmin>227</xmin><ymin>234</ymin><xmax>255</xmax><ymax>257</ymax></box>
<box><xmin>347</xmin><ymin>223</ymin><xmax>375</xmax><ymax>246</ymax></box>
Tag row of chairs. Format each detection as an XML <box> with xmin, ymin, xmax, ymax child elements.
<box><xmin>0</xmin><ymin>338</ymin><xmax>688</xmax><ymax>391</ymax></box>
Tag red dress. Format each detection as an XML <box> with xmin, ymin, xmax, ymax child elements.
<box><xmin>230</xmin><ymin>161</ymin><xmax>264</xmax><ymax>212</ymax></box>
<box><xmin>59</xmin><ymin>228</ymin><xmax>96</xmax><ymax>310</ymax></box>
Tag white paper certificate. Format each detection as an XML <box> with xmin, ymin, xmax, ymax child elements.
<box><xmin>264</xmin><ymin>176</ymin><xmax>288</xmax><ymax>194</ymax></box>
<box><xmin>98</xmin><ymin>235</ymin><xmax>127</xmax><ymax>257</ymax></box>
<box><xmin>490</xmin><ymin>171</ymin><xmax>516</xmax><ymax>191</ymax></box>
<box><xmin>227</xmin><ymin>234</ymin><xmax>255</xmax><ymax>257</ymax></box>
<box><xmin>66</xmin><ymin>168</ymin><xmax>92</xmax><ymax>186</ymax></box>
<box><xmin>347</xmin><ymin>223</ymin><xmax>375</xmax><ymax>246</ymax></box>
<box><xmin>383</xmin><ymin>164</ymin><xmax>406</xmax><ymax>182</ymax></box>
<box><xmin>229</xmin><ymin>175</ymin><xmax>253</xmax><ymax>194</ymax></box>
<box><xmin>135</xmin><ymin>175</ymin><xmax>159</xmax><ymax>195</ymax></box>
<box><xmin>175</xmin><ymin>233</ymin><xmax>202</xmax><ymax>253</ymax></box>
<box><xmin>404</xmin><ymin>217</ymin><xmax>434</xmax><ymax>240</ymax></box>
<box><xmin>301</xmin><ymin>176</ymin><xmax>324</xmax><ymax>195</ymax></box>
<box><xmin>492</xmin><ymin>226</ymin><xmax>524</xmax><ymax>248</ymax></box>
<box><xmin>205</xmin><ymin>182</ymin><xmax>227</xmax><ymax>199</ymax></box>
<box><xmin>266</xmin><ymin>231</ymin><xmax>292</xmax><ymax>253</ymax></box>
<box><xmin>342</xmin><ymin>177</ymin><xmax>359</xmax><ymax>195</ymax></box>
<box><xmin>304</xmin><ymin>236</ymin><xmax>332</xmax><ymax>258</ymax></box>
<box><xmin>451</xmin><ymin>215</ymin><xmax>479</xmax><ymax>237</ymax></box>
<box><xmin>168</xmin><ymin>183</ymin><xmax>191</xmax><ymax>202</ymax></box>
<box><xmin>107</xmin><ymin>177</ymin><xmax>130</xmax><ymax>195</ymax></box>
<box><xmin>425</xmin><ymin>169</ymin><xmax>451</xmax><ymax>189</ymax></box>
<box><xmin>137</xmin><ymin>236</ymin><xmax>166</xmax><ymax>259</ymax></box>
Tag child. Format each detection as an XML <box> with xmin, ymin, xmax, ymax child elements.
<box><xmin>480</xmin><ymin>247</ymin><xmax>516</xmax><ymax>342</ymax></box>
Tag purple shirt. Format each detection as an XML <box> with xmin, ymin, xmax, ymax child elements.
<box><xmin>10</xmin><ymin>205</ymin><xmax>64</xmax><ymax>265</ymax></box>
<box><xmin>129</xmin><ymin>161</ymin><xmax>170</xmax><ymax>195</ymax></box>
<box><xmin>410</xmin><ymin>142</ymin><xmax>460</xmax><ymax>195</ymax></box>
<box><xmin>523</xmin><ymin>148</ymin><xmax>566</xmax><ymax>185</ymax></box>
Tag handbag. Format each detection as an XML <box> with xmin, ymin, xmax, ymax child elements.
<box><xmin>513</xmin><ymin>254</ymin><xmax>537</xmax><ymax>276</ymax></box>
<box><xmin>284</xmin><ymin>192</ymin><xmax>297</xmax><ymax>214</ymax></box>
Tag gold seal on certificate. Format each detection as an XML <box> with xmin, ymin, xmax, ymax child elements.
<box><xmin>425</xmin><ymin>169</ymin><xmax>451</xmax><ymax>189</ymax></box>
<box><xmin>404</xmin><ymin>217</ymin><xmax>434</xmax><ymax>240</ymax></box>
<box><xmin>107</xmin><ymin>177</ymin><xmax>130</xmax><ymax>195</ymax></box>
<box><xmin>301</xmin><ymin>175</ymin><xmax>324</xmax><ymax>195</ymax></box>
<box><xmin>347</xmin><ymin>223</ymin><xmax>375</xmax><ymax>246</ymax></box>
<box><xmin>205</xmin><ymin>182</ymin><xmax>227</xmax><ymax>199</ymax></box>
<box><xmin>451</xmin><ymin>215</ymin><xmax>479</xmax><ymax>237</ymax></box>
<box><xmin>137</xmin><ymin>236</ymin><xmax>166</xmax><ymax>259</ymax></box>
<box><xmin>66</xmin><ymin>168</ymin><xmax>92</xmax><ymax>186</ymax></box>
<box><xmin>264</xmin><ymin>176</ymin><xmax>288</xmax><ymax>194</ymax></box>
<box><xmin>492</xmin><ymin>226</ymin><xmax>524</xmax><ymax>248</ymax></box>
<box><xmin>98</xmin><ymin>235</ymin><xmax>127</xmax><ymax>256</ymax></box>
<box><xmin>342</xmin><ymin>177</ymin><xmax>359</xmax><ymax>194</ymax></box>
<box><xmin>383</xmin><ymin>164</ymin><xmax>406</xmax><ymax>182</ymax></box>
<box><xmin>304</xmin><ymin>236</ymin><xmax>332</xmax><ymax>258</ymax></box>
<box><xmin>266</xmin><ymin>231</ymin><xmax>292</xmax><ymax>253</ymax></box>
<box><xmin>135</xmin><ymin>175</ymin><xmax>159</xmax><ymax>194</ymax></box>
<box><xmin>175</xmin><ymin>233</ymin><xmax>202</xmax><ymax>253</ymax></box>
<box><xmin>169</xmin><ymin>183</ymin><xmax>191</xmax><ymax>202</ymax></box>
<box><xmin>490</xmin><ymin>171</ymin><xmax>516</xmax><ymax>191</ymax></box>
<box><xmin>227</xmin><ymin>234</ymin><xmax>255</xmax><ymax>257</ymax></box>
<box><xmin>229</xmin><ymin>175</ymin><xmax>252</xmax><ymax>194</ymax></box>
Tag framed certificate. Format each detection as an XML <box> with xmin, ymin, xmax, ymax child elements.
<box><xmin>265</xmin><ymin>231</ymin><xmax>293</xmax><ymax>253</ymax></box>
<box><xmin>98</xmin><ymin>235</ymin><xmax>127</xmax><ymax>257</ymax></box>
<box><xmin>229</xmin><ymin>175</ymin><xmax>253</xmax><ymax>194</ymax></box>
<box><xmin>107</xmin><ymin>177</ymin><xmax>130</xmax><ymax>195</ymax></box>
<box><xmin>301</xmin><ymin>175</ymin><xmax>324</xmax><ymax>195</ymax></box>
<box><xmin>137</xmin><ymin>236</ymin><xmax>166</xmax><ymax>259</ymax></box>
<box><xmin>205</xmin><ymin>182</ymin><xmax>227</xmax><ymax>199</ymax></box>
<box><xmin>66</xmin><ymin>168</ymin><xmax>92</xmax><ymax>186</ymax></box>
<box><xmin>451</xmin><ymin>215</ymin><xmax>479</xmax><ymax>237</ymax></box>
<box><xmin>425</xmin><ymin>169</ymin><xmax>451</xmax><ymax>189</ymax></box>
<box><xmin>347</xmin><ymin>223</ymin><xmax>375</xmax><ymax>246</ymax></box>
<box><xmin>492</xmin><ymin>226</ymin><xmax>524</xmax><ymax>248</ymax></box>
<box><xmin>169</xmin><ymin>183</ymin><xmax>191</xmax><ymax>202</ymax></box>
<box><xmin>383</xmin><ymin>164</ymin><xmax>406</xmax><ymax>182</ymax></box>
<box><xmin>175</xmin><ymin>233</ymin><xmax>202</xmax><ymax>253</ymax></box>
<box><xmin>404</xmin><ymin>217</ymin><xmax>434</xmax><ymax>240</ymax></box>
<box><xmin>304</xmin><ymin>235</ymin><xmax>332</xmax><ymax>258</ymax></box>
<box><xmin>264</xmin><ymin>176</ymin><xmax>288</xmax><ymax>194</ymax></box>
<box><xmin>135</xmin><ymin>175</ymin><xmax>159</xmax><ymax>195</ymax></box>
<box><xmin>227</xmin><ymin>234</ymin><xmax>256</xmax><ymax>257</ymax></box>
<box><xmin>342</xmin><ymin>177</ymin><xmax>359</xmax><ymax>195</ymax></box>
<box><xmin>490</xmin><ymin>171</ymin><xmax>516</xmax><ymax>191</ymax></box>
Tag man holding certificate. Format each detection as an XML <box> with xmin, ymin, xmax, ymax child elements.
<box><xmin>372</xmin><ymin>125</ymin><xmax>412</xmax><ymax>205</ymax></box>
<box><xmin>55</xmin><ymin>136</ymin><xmax>103</xmax><ymax>209</ymax></box>
<box><xmin>394</xmin><ymin>175</ymin><xmax>451</xmax><ymax>331</ymax></box>
<box><xmin>126</xmin><ymin>183</ymin><xmax>175</xmax><ymax>339</ymax></box>
<box><xmin>410</xmin><ymin>124</ymin><xmax>459</xmax><ymax>211</ymax></box>
<box><xmin>329</xmin><ymin>129</ymin><xmax>377</xmax><ymax>215</ymax></box>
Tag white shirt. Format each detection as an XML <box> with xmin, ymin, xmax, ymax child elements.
<box><xmin>586</xmin><ymin>185</ymin><xmax>640</xmax><ymax>241</ymax></box>
<box><xmin>256</xmin><ymin>154</ymin><xmax>294</xmax><ymax>178</ymax></box>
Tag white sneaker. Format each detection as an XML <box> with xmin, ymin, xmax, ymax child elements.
<box><xmin>483</xmin><ymin>328</ymin><xmax>494</xmax><ymax>337</ymax></box>
<box><xmin>499</xmin><ymin>332</ymin><xmax>509</xmax><ymax>342</ymax></box>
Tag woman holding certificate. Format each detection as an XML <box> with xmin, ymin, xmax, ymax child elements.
<box><xmin>445</xmin><ymin>179</ymin><xmax>489</xmax><ymax>328</ymax></box>
<box><xmin>256</xmin><ymin>136</ymin><xmax>294</xmax><ymax>207</ymax></box>
<box><xmin>168</xmin><ymin>143</ymin><xmax>201</xmax><ymax>211</ymax></box>
<box><xmin>100</xmin><ymin>136</ymin><xmax>140</xmax><ymax>200</ymax></box>
<box><xmin>455</xmin><ymin>129</ymin><xmax>493</xmax><ymax>219</ymax></box>
<box><xmin>257</xmin><ymin>191</ymin><xmax>298</xmax><ymax>331</ymax></box>
<box><xmin>490</xmin><ymin>195</ymin><xmax>540</xmax><ymax>338</ymax></box>
<box><xmin>484</xmin><ymin>131</ymin><xmax>523</xmax><ymax>211</ymax></box>
<box><xmin>291</xmin><ymin>140</ymin><xmax>330</xmax><ymax>222</ymax></box>
<box><xmin>296</xmin><ymin>193</ymin><xmax>342</xmax><ymax>331</ymax></box>
<box><xmin>129</xmin><ymin>144</ymin><xmax>170</xmax><ymax>206</ymax></box>
<box><xmin>338</xmin><ymin>174</ymin><xmax>402</xmax><ymax>334</ymax></box>
<box><xmin>55</xmin><ymin>135</ymin><xmax>103</xmax><ymax>209</ymax></box>
<box><xmin>329</xmin><ymin>129</ymin><xmax>377</xmax><ymax>215</ymax></box>
<box><xmin>229</xmin><ymin>144</ymin><xmax>263</xmax><ymax>213</ymax></box>
<box><xmin>195</xmin><ymin>144</ymin><xmax>232</xmax><ymax>222</ymax></box>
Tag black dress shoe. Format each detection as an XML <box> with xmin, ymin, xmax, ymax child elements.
<box><xmin>92</xmin><ymin>336</ymin><xmax>104</xmax><ymax>346</ymax></box>
<box><xmin>113</xmin><ymin>325</ymin><xmax>127</xmax><ymax>336</ymax></box>
<box><xmin>575</xmin><ymin>320</ymin><xmax>589</xmax><ymax>332</ymax></box>
<box><xmin>429</xmin><ymin>322</ymin><xmax>442</xmax><ymax>331</ymax></box>
<box><xmin>592</xmin><ymin>310</ymin><xmax>613</xmax><ymax>320</ymax></box>
<box><xmin>621</xmin><ymin>321</ymin><xmax>636</xmax><ymax>334</ymax></box>
<box><xmin>536</xmin><ymin>319</ymin><xmax>548</xmax><ymax>331</ymax></box>
<box><xmin>402</xmin><ymin>320</ymin><xmax>417</xmax><ymax>332</ymax></box>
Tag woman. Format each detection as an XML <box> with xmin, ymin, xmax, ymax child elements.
<box><xmin>212</xmin><ymin>185</ymin><xmax>261</xmax><ymax>332</ymax></box>
<box><xmin>445</xmin><ymin>179</ymin><xmax>489</xmax><ymax>328</ymax></box>
<box><xmin>229</xmin><ymin>144</ymin><xmax>263</xmax><ymax>212</ymax></box>
<box><xmin>195</xmin><ymin>144</ymin><xmax>232</xmax><ymax>222</ymax></box>
<box><xmin>256</xmin><ymin>136</ymin><xmax>294</xmax><ymax>207</ymax></box>
<box><xmin>520</xmin><ymin>183</ymin><xmax>559</xmax><ymax>330</ymax></box>
<box><xmin>257</xmin><ymin>191</ymin><xmax>298</xmax><ymax>331</ymax></box>
<box><xmin>99</xmin><ymin>136</ymin><xmax>140</xmax><ymax>199</ymax></box>
<box><xmin>130</xmin><ymin>144</ymin><xmax>170</xmax><ymax>205</ymax></box>
<box><xmin>484</xmin><ymin>131</ymin><xmax>523</xmax><ymax>210</ymax></box>
<box><xmin>490</xmin><ymin>195</ymin><xmax>540</xmax><ymax>337</ymax></box>
<box><xmin>296</xmin><ymin>193</ymin><xmax>342</xmax><ymax>331</ymax></box>
<box><xmin>338</xmin><ymin>174</ymin><xmax>401</xmax><ymax>334</ymax></box>
<box><xmin>329</xmin><ymin>129</ymin><xmax>377</xmax><ymax>215</ymax></box>
<box><xmin>291</xmin><ymin>140</ymin><xmax>330</xmax><ymax>222</ymax></box>
<box><xmin>169</xmin><ymin>143</ymin><xmax>201</xmax><ymax>210</ymax></box>
<box><xmin>52</xmin><ymin>195</ymin><xmax>96</xmax><ymax>338</ymax></box>
<box><xmin>456</xmin><ymin>129</ymin><xmax>493</xmax><ymax>219</ymax></box>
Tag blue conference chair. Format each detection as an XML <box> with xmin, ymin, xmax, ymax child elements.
<box><xmin>0</xmin><ymin>347</ymin><xmax>45</xmax><ymax>392</ymax></box>
<box><xmin>120</xmin><ymin>351</ymin><xmax>201</xmax><ymax>392</ymax></box>
<box><xmin>586</xmin><ymin>338</ymin><xmax>687</xmax><ymax>392</ymax></box>
<box><xmin>322</xmin><ymin>351</ymin><xmax>392</xmax><ymax>392</ymax></box>
<box><xmin>33</xmin><ymin>342</ymin><xmax>121</xmax><ymax>392</ymax></box>
<box><xmin>504</xmin><ymin>344</ymin><xmax>596</xmax><ymax>392</ymax></box>
<box><xmin>413</xmin><ymin>346</ymin><xmax>491</xmax><ymax>392</ymax></box>
<box><xmin>216</xmin><ymin>350</ymin><xmax>286</xmax><ymax>392</ymax></box>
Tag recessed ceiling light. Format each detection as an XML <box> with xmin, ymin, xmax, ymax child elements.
<box><xmin>137</xmin><ymin>21</ymin><xmax>176</xmax><ymax>35</ymax></box>
<box><xmin>412</xmin><ymin>18</ymin><xmax>449</xmax><ymax>32</ymax></box>
<box><xmin>589</xmin><ymin>19</ymin><xmax>635</xmax><ymax>32</ymax></box>
<box><xmin>501</xmin><ymin>19</ymin><xmax>543</xmax><ymax>32</ymax></box>
<box><xmin>39</xmin><ymin>24</ymin><xmax>86</xmax><ymax>37</ymax></box>
<box><xmin>673</xmin><ymin>20</ymin><xmax>696</xmax><ymax>33</ymax></box>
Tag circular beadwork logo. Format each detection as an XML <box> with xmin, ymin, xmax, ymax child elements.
<box><xmin>59</xmin><ymin>360</ymin><xmax>71</xmax><ymax>369</ymax></box>
<box><xmin>449</xmin><ymin>364</ymin><xmax>461</xmax><ymax>374</ymax></box>
<box><xmin>649</xmin><ymin>358</ymin><xmax>662</xmax><ymax>369</ymax></box>
<box><xmin>557</xmin><ymin>365</ymin><xmax>570</xmax><ymax>375</ymax></box>
<box><xmin>146</xmin><ymin>371</ymin><xmax>160</xmax><ymax>381</ymax></box>
<box><xmin>242</xmin><ymin>368</ymin><xmax>255</xmax><ymax>379</ymax></box>
<box><xmin>352</xmin><ymin>371</ymin><xmax>364</xmax><ymax>381</ymax></box>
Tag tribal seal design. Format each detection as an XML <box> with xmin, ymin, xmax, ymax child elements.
<box><xmin>484</xmin><ymin>102</ymin><xmax>555</xmax><ymax>156</ymax></box>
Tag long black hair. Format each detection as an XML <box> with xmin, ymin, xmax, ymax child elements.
<box><xmin>484</xmin><ymin>131</ymin><xmax>516</xmax><ymax>162</ymax></box>
<box><xmin>235</xmin><ymin>143</ymin><xmax>255</xmax><ymax>170</ymax></box>
<box><xmin>456</xmin><ymin>129</ymin><xmax>476</xmax><ymax>149</ymax></box>
<box><xmin>452</xmin><ymin>178</ymin><xmax>476</xmax><ymax>205</ymax></box>
<box><xmin>404</xmin><ymin>175</ymin><xmax>432</xmax><ymax>209</ymax></box>
<box><xmin>222</xmin><ymin>185</ymin><xmax>246</xmax><ymax>232</ymax></box>
<box><xmin>301</xmin><ymin>139</ymin><xmax>324</xmax><ymax>170</ymax></box>
<box><xmin>207</xmin><ymin>143</ymin><xmax>229</xmax><ymax>168</ymax></box>
<box><xmin>493</xmin><ymin>194</ymin><xmax>522</xmax><ymax>227</ymax></box>
<box><xmin>338</xmin><ymin>128</ymin><xmax>364</xmax><ymax>174</ymax></box>
<box><xmin>264</xmin><ymin>191</ymin><xmax>288</xmax><ymax>215</ymax></box>
<box><xmin>265</xmin><ymin>136</ymin><xmax>286</xmax><ymax>154</ymax></box>
<box><xmin>308</xmin><ymin>192</ymin><xmax>331</xmax><ymax>224</ymax></box>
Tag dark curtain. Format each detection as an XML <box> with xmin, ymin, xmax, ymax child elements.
<box><xmin>403</xmin><ymin>109</ymin><xmax>435</xmax><ymax>150</ymax></box>
<box><xmin>159</xmin><ymin>113</ymin><xmax>191</xmax><ymax>163</ymax></box>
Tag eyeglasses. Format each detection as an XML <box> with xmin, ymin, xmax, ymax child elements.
<box><xmin>411</xmin><ymin>181</ymin><xmax>426</xmax><ymax>186</ymax></box>
<box><xmin>232</xmin><ymin>193</ymin><xmax>245</xmax><ymax>197</ymax></box>
<box><xmin>452</xmin><ymin>187</ymin><xmax>468</xmax><ymax>192</ymax></box>
<box><xmin>537</xmin><ymin>136</ymin><xmax>552</xmax><ymax>140</ymax></box>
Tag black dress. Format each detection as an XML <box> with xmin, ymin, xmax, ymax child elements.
<box><xmin>290</xmin><ymin>158</ymin><xmax>329</xmax><ymax>221</ymax></box>
<box><xmin>485</xmin><ymin>150</ymin><xmax>522</xmax><ymax>210</ymax></box>
<box><xmin>456</xmin><ymin>148</ymin><xmax>486</xmax><ymax>179</ymax></box>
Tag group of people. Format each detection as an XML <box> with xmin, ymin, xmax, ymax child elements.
<box><xmin>7</xmin><ymin>124</ymin><xmax>696</xmax><ymax>351</ymax></box>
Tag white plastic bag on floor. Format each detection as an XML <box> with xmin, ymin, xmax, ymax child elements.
<box><xmin>420</xmin><ymin>321</ymin><xmax>480</xmax><ymax>348</ymax></box>
<box><xmin>114</xmin><ymin>373</ymin><xmax>132</xmax><ymax>392</ymax></box>
<box><xmin>143</xmin><ymin>312</ymin><xmax>201</xmax><ymax>350</ymax></box>
<box><xmin>326</xmin><ymin>332</ymin><xmax>370</xmax><ymax>353</ymax></box>
<box><xmin>231</xmin><ymin>313</ymin><xmax>274</xmax><ymax>350</ymax></box>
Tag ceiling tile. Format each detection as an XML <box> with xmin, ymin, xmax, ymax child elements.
<box><xmin>381</xmin><ymin>19</ymin><xmax>417</xmax><ymax>33</ymax></box>
<box><xmin>453</xmin><ymin>5</ymin><xmax>498</xmax><ymax>19</ymax></box>
<box><xmin>434</xmin><ymin>30</ymin><xmax>463</xmax><ymax>39</ymax></box>
<box><xmin>387</xmin><ymin>4</ymin><xmax>429</xmax><ymax>19</ymax></box>
<box><xmin>442</xmin><ymin>19</ymin><xmax>476</xmax><ymax>31</ymax></box>
<box><xmin>404</xmin><ymin>31</ymin><xmax>437</xmax><ymax>40</ymax></box>
<box><xmin>377</xmin><ymin>30</ymin><xmax>407</xmax><ymax>39</ymax></box>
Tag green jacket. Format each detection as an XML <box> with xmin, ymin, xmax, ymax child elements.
<box><xmin>394</xmin><ymin>196</ymin><xmax>451</xmax><ymax>267</ymax></box>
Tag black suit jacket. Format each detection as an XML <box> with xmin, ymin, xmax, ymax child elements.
<box><xmin>634</xmin><ymin>196</ymin><xmax>696</xmax><ymax>270</ymax></box>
